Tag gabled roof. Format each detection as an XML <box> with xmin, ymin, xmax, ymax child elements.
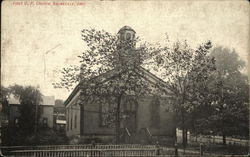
<box><xmin>64</xmin><ymin>66</ymin><xmax>171</xmax><ymax>106</ymax></box>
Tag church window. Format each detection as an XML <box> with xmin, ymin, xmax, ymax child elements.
<box><xmin>70</xmin><ymin>117</ymin><xmax>72</xmax><ymax>130</ymax></box>
<box><xmin>70</xmin><ymin>108</ymin><xmax>73</xmax><ymax>130</ymax></box>
<box><xmin>123</xmin><ymin>98</ymin><xmax>136</xmax><ymax>112</ymax></box>
<box><xmin>74</xmin><ymin>114</ymin><xmax>77</xmax><ymax>129</ymax></box>
<box><xmin>150</xmin><ymin>97</ymin><xmax>160</xmax><ymax>128</ymax></box>
<box><xmin>66</xmin><ymin>109</ymin><xmax>69</xmax><ymax>131</ymax></box>
<box><xmin>99</xmin><ymin>103</ymin><xmax>115</xmax><ymax>128</ymax></box>
<box><xmin>126</xmin><ymin>33</ymin><xmax>131</xmax><ymax>40</ymax></box>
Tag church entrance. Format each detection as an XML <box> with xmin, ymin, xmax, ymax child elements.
<box><xmin>120</xmin><ymin>98</ymin><xmax>137</xmax><ymax>143</ymax></box>
<box><xmin>123</xmin><ymin>111</ymin><xmax>136</xmax><ymax>133</ymax></box>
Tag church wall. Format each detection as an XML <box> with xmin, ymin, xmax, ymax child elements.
<box><xmin>66</xmin><ymin>104</ymin><xmax>81</xmax><ymax>137</ymax></box>
<box><xmin>66</xmin><ymin>91</ymin><xmax>81</xmax><ymax>137</ymax></box>
<box><xmin>137</xmin><ymin>97</ymin><xmax>151</xmax><ymax>130</ymax></box>
<box><xmin>78</xmin><ymin>95</ymin><xmax>175</xmax><ymax>144</ymax></box>
<box><xmin>136</xmin><ymin>96</ymin><xmax>175</xmax><ymax>144</ymax></box>
<box><xmin>137</xmin><ymin>96</ymin><xmax>175</xmax><ymax>135</ymax></box>
<box><xmin>65</xmin><ymin>94</ymin><xmax>175</xmax><ymax>144</ymax></box>
<box><xmin>83</xmin><ymin>103</ymin><xmax>115</xmax><ymax>135</ymax></box>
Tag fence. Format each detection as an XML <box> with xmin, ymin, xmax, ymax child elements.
<box><xmin>1</xmin><ymin>144</ymin><xmax>157</xmax><ymax>157</ymax></box>
<box><xmin>9</xmin><ymin>148</ymin><xmax>157</xmax><ymax>157</ymax></box>
<box><xmin>1</xmin><ymin>144</ymin><xmax>156</xmax><ymax>150</ymax></box>
<box><xmin>176</xmin><ymin>129</ymin><xmax>248</xmax><ymax>146</ymax></box>
<box><xmin>188</xmin><ymin>135</ymin><xmax>249</xmax><ymax>146</ymax></box>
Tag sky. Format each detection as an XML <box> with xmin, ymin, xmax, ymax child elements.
<box><xmin>1</xmin><ymin>1</ymin><xmax>249</xmax><ymax>100</ymax></box>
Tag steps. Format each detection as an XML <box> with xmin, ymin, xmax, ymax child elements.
<box><xmin>120</xmin><ymin>127</ymin><xmax>153</xmax><ymax>144</ymax></box>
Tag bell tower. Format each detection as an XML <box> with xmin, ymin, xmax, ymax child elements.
<box><xmin>118</xmin><ymin>26</ymin><xmax>136</xmax><ymax>40</ymax></box>
<box><xmin>117</xmin><ymin>26</ymin><xmax>136</xmax><ymax>49</ymax></box>
<box><xmin>117</xmin><ymin>26</ymin><xmax>140</xmax><ymax>67</ymax></box>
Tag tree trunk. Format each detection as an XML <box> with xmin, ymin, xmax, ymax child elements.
<box><xmin>222</xmin><ymin>134</ymin><xmax>226</xmax><ymax>145</ymax></box>
<box><xmin>184</xmin><ymin>129</ymin><xmax>188</xmax><ymax>145</ymax></box>
<box><xmin>191</xmin><ymin>113</ymin><xmax>196</xmax><ymax>142</ymax></box>
<box><xmin>182</xmin><ymin>129</ymin><xmax>188</xmax><ymax>145</ymax></box>
<box><xmin>174</xmin><ymin>127</ymin><xmax>177</xmax><ymax>144</ymax></box>
<box><xmin>181</xmin><ymin>109</ymin><xmax>187</xmax><ymax>156</ymax></box>
<box><xmin>181</xmin><ymin>109</ymin><xmax>186</xmax><ymax>147</ymax></box>
<box><xmin>174</xmin><ymin>111</ymin><xmax>178</xmax><ymax>144</ymax></box>
<box><xmin>182</xmin><ymin>130</ymin><xmax>186</xmax><ymax>146</ymax></box>
<box><xmin>115</xmin><ymin>95</ymin><xmax>122</xmax><ymax>144</ymax></box>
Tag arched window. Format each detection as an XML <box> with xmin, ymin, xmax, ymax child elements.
<box><xmin>70</xmin><ymin>108</ymin><xmax>73</xmax><ymax>130</ymax></box>
<box><xmin>126</xmin><ymin>33</ymin><xmax>131</xmax><ymax>40</ymax></box>
<box><xmin>74</xmin><ymin>114</ymin><xmax>77</xmax><ymax>129</ymax></box>
<box><xmin>99</xmin><ymin>102</ymin><xmax>116</xmax><ymax>128</ymax></box>
<box><xmin>66</xmin><ymin>109</ymin><xmax>69</xmax><ymax>131</ymax></box>
<box><xmin>150</xmin><ymin>97</ymin><xmax>160</xmax><ymax>128</ymax></box>
<box><xmin>123</xmin><ymin>99</ymin><xmax>136</xmax><ymax>112</ymax></box>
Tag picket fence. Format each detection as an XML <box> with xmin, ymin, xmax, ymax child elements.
<box><xmin>1</xmin><ymin>144</ymin><xmax>158</xmax><ymax>157</ymax></box>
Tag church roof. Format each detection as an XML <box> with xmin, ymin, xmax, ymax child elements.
<box><xmin>64</xmin><ymin>66</ymin><xmax>172</xmax><ymax>107</ymax></box>
<box><xmin>118</xmin><ymin>26</ymin><xmax>136</xmax><ymax>34</ymax></box>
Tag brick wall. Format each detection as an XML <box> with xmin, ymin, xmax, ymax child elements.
<box><xmin>66</xmin><ymin>94</ymin><xmax>175</xmax><ymax>144</ymax></box>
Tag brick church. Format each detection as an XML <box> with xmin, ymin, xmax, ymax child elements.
<box><xmin>65</xmin><ymin>26</ymin><xmax>176</xmax><ymax>144</ymax></box>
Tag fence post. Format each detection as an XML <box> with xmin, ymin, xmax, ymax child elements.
<box><xmin>174</xmin><ymin>142</ymin><xmax>178</xmax><ymax>157</ymax></box>
<box><xmin>209</xmin><ymin>136</ymin><xmax>212</xmax><ymax>156</ymax></box>
<box><xmin>200</xmin><ymin>143</ymin><xmax>203</xmax><ymax>156</ymax></box>
<box><xmin>155</xmin><ymin>141</ymin><xmax>160</xmax><ymax>156</ymax></box>
<box><xmin>91</xmin><ymin>140</ymin><xmax>95</xmax><ymax>157</ymax></box>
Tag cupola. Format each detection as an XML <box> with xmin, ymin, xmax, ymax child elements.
<box><xmin>116</xmin><ymin>26</ymin><xmax>140</xmax><ymax>67</ymax></box>
<box><xmin>118</xmin><ymin>26</ymin><xmax>136</xmax><ymax>41</ymax></box>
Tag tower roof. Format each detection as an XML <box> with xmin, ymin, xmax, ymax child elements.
<box><xmin>118</xmin><ymin>26</ymin><xmax>136</xmax><ymax>34</ymax></box>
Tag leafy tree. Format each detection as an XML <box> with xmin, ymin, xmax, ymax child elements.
<box><xmin>54</xmin><ymin>28</ymin><xmax>163</xmax><ymax>143</ymax></box>
<box><xmin>2</xmin><ymin>85</ymin><xmax>43</xmax><ymax>145</ymax></box>
<box><xmin>10</xmin><ymin>85</ymin><xmax>43</xmax><ymax>137</ymax></box>
<box><xmin>0</xmin><ymin>86</ymin><xmax>11</xmax><ymax>146</ymax></box>
<box><xmin>206</xmin><ymin>47</ymin><xmax>249</xmax><ymax>144</ymax></box>
<box><xmin>153</xmin><ymin>40</ymin><xmax>216</xmax><ymax>147</ymax></box>
<box><xmin>54</xmin><ymin>27</ymin><xmax>218</xmax><ymax>146</ymax></box>
<box><xmin>1</xmin><ymin>86</ymin><xmax>10</xmax><ymax>120</ymax></box>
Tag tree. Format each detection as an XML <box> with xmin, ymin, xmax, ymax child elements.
<box><xmin>54</xmin><ymin>28</ymin><xmax>163</xmax><ymax>143</ymax></box>
<box><xmin>206</xmin><ymin>47</ymin><xmax>249</xmax><ymax>145</ymax></box>
<box><xmin>0</xmin><ymin>86</ymin><xmax>10</xmax><ymax>120</ymax></box>
<box><xmin>10</xmin><ymin>85</ymin><xmax>43</xmax><ymax>137</ymax></box>
<box><xmin>153</xmin><ymin>40</ymin><xmax>216</xmax><ymax>147</ymax></box>
<box><xmin>54</xmin><ymin>27</ymin><xmax>219</xmax><ymax>146</ymax></box>
<box><xmin>1</xmin><ymin>85</ymin><xmax>43</xmax><ymax>145</ymax></box>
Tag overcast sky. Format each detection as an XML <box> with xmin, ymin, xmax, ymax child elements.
<box><xmin>1</xmin><ymin>1</ymin><xmax>249</xmax><ymax>100</ymax></box>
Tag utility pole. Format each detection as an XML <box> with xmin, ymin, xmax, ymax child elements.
<box><xmin>34</xmin><ymin>44</ymin><xmax>61</xmax><ymax>134</ymax></box>
<box><xmin>43</xmin><ymin>44</ymin><xmax>61</xmax><ymax>81</ymax></box>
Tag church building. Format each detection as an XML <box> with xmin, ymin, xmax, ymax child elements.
<box><xmin>64</xmin><ymin>26</ymin><xmax>176</xmax><ymax>144</ymax></box>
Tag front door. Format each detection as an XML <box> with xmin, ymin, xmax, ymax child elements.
<box><xmin>120</xmin><ymin>98</ymin><xmax>137</xmax><ymax>143</ymax></box>
<box><xmin>123</xmin><ymin>111</ymin><xmax>136</xmax><ymax>133</ymax></box>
